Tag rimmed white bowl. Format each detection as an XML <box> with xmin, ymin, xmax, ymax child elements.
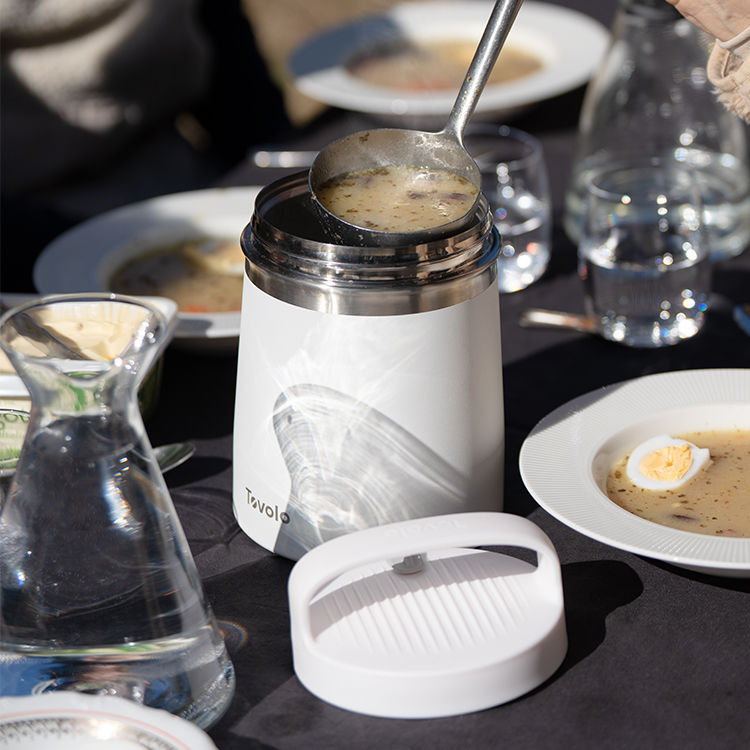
<box><xmin>33</xmin><ymin>187</ymin><xmax>261</xmax><ymax>353</ymax></box>
<box><xmin>0</xmin><ymin>693</ymin><xmax>218</xmax><ymax>749</ymax></box>
<box><xmin>289</xmin><ymin>1</ymin><xmax>610</xmax><ymax>125</ymax></box>
<box><xmin>520</xmin><ymin>369</ymin><xmax>750</xmax><ymax>578</ymax></box>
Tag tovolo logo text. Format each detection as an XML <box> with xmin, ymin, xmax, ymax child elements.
<box><xmin>246</xmin><ymin>488</ymin><xmax>290</xmax><ymax>524</ymax></box>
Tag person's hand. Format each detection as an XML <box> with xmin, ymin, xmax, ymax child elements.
<box><xmin>666</xmin><ymin>0</ymin><xmax>750</xmax><ymax>42</ymax></box>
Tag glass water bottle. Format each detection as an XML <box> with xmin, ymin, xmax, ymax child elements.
<box><xmin>564</xmin><ymin>0</ymin><xmax>750</xmax><ymax>261</ymax></box>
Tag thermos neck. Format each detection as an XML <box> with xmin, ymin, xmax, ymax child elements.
<box><xmin>243</xmin><ymin>171</ymin><xmax>500</xmax><ymax>316</ymax></box>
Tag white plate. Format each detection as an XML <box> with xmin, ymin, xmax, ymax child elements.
<box><xmin>0</xmin><ymin>375</ymin><xmax>29</xmax><ymax>400</ymax></box>
<box><xmin>289</xmin><ymin>1</ymin><xmax>610</xmax><ymax>122</ymax></box>
<box><xmin>0</xmin><ymin>694</ymin><xmax>218</xmax><ymax>749</ymax></box>
<box><xmin>519</xmin><ymin>369</ymin><xmax>750</xmax><ymax>578</ymax></box>
<box><xmin>0</xmin><ymin>297</ymin><xmax>40</xmax><ymax>400</ymax></box>
<box><xmin>33</xmin><ymin>187</ymin><xmax>261</xmax><ymax>352</ymax></box>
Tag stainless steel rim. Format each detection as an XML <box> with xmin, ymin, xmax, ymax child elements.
<box><xmin>242</xmin><ymin>172</ymin><xmax>500</xmax><ymax>316</ymax></box>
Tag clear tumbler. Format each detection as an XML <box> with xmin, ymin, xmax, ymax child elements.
<box><xmin>465</xmin><ymin>125</ymin><xmax>552</xmax><ymax>293</ymax></box>
<box><xmin>578</xmin><ymin>159</ymin><xmax>711</xmax><ymax>347</ymax></box>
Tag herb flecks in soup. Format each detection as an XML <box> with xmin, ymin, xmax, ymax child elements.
<box><xmin>348</xmin><ymin>41</ymin><xmax>543</xmax><ymax>92</ymax></box>
<box><xmin>109</xmin><ymin>238</ymin><xmax>244</xmax><ymax>314</ymax></box>
<box><xmin>606</xmin><ymin>429</ymin><xmax>750</xmax><ymax>537</ymax></box>
<box><xmin>317</xmin><ymin>165</ymin><xmax>478</xmax><ymax>232</ymax></box>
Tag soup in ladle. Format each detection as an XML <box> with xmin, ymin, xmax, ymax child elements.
<box><xmin>315</xmin><ymin>165</ymin><xmax>479</xmax><ymax>233</ymax></box>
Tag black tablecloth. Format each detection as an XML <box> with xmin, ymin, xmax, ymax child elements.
<box><xmin>142</xmin><ymin>2</ymin><xmax>750</xmax><ymax>747</ymax></box>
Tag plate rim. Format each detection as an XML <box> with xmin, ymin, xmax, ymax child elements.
<box><xmin>0</xmin><ymin>694</ymin><xmax>218</xmax><ymax>749</ymax></box>
<box><xmin>289</xmin><ymin>0</ymin><xmax>610</xmax><ymax>116</ymax></box>
<box><xmin>519</xmin><ymin>368</ymin><xmax>750</xmax><ymax>576</ymax></box>
<box><xmin>32</xmin><ymin>186</ymin><xmax>262</xmax><ymax>342</ymax></box>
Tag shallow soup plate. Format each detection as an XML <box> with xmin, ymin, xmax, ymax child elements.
<box><xmin>33</xmin><ymin>187</ymin><xmax>262</xmax><ymax>353</ymax></box>
<box><xmin>520</xmin><ymin>368</ymin><xmax>750</xmax><ymax>578</ymax></box>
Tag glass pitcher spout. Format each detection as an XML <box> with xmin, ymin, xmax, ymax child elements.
<box><xmin>0</xmin><ymin>294</ymin><xmax>234</xmax><ymax>729</ymax></box>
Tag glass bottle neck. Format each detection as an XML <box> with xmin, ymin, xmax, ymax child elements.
<box><xmin>621</xmin><ymin>0</ymin><xmax>683</xmax><ymax>21</ymax></box>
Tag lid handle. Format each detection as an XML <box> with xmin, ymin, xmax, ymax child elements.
<box><xmin>288</xmin><ymin>512</ymin><xmax>563</xmax><ymax>650</ymax></box>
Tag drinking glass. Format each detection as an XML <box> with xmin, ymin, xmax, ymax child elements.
<box><xmin>465</xmin><ymin>125</ymin><xmax>552</xmax><ymax>293</ymax></box>
<box><xmin>578</xmin><ymin>159</ymin><xmax>711</xmax><ymax>347</ymax></box>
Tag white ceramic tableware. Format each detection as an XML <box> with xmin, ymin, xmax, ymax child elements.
<box><xmin>289</xmin><ymin>1</ymin><xmax>609</xmax><ymax>126</ymax></box>
<box><xmin>33</xmin><ymin>187</ymin><xmax>261</xmax><ymax>353</ymax></box>
<box><xmin>0</xmin><ymin>694</ymin><xmax>219</xmax><ymax>749</ymax></box>
<box><xmin>520</xmin><ymin>368</ymin><xmax>750</xmax><ymax>577</ymax></box>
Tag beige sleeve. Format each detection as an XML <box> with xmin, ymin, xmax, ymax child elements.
<box><xmin>717</xmin><ymin>24</ymin><xmax>750</xmax><ymax>60</ymax></box>
<box><xmin>707</xmin><ymin>43</ymin><xmax>750</xmax><ymax>123</ymax></box>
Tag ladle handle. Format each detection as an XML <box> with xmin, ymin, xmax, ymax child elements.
<box><xmin>442</xmin><ymin>0</ymin><xmax>525</xmax><ymax>144</ymax></box>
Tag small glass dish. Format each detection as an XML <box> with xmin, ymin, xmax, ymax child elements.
<box><xmin>0</xmin><ymin>408</ymin><xmax>29</xmax><ymax>478</ymax></box>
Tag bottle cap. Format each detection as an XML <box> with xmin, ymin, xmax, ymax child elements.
<box><xmin>288</xmin><ymin>512</ymin><xmax>568</xmax><ymax>718</ymax></box>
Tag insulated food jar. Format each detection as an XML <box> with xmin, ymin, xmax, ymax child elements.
<box><xmin>233</xmin><ymin>172</ymin><xmax>504</xmax><ymax>560</ymax></box>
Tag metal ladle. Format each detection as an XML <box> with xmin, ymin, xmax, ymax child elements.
<box><xmin>309</xmin><ymin>0</ymin><xmax>525</xmax><ymax>247</ymax></box>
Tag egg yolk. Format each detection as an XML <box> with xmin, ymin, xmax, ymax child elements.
<box><xmin>638</xmin><ymin>444</ymin><xmax>693</xmax><ymax>483</ymax></box>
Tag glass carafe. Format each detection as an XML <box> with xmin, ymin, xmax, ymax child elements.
<box><xmin>564</xmin><ymin>0</ymin><xmax>750</xmax><ymax>261</ymax></box>
<box><xmin>0</xmin><ymin>294</ymin><xmax>234</xmax><ymax>729</ymax></box>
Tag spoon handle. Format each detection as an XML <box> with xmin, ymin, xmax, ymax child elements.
<box><xmin>518</xmin><ymin>308</ymin><xmax>598</xmax><ymax>334</ymax></box>
<box><xmin>443</xmin><ymin>0</ymin><xmax>525</xmax><ymax>144</ymax></box>
<box><xmin>14</xmin><ymin>312</ymin><xmax>86</xmax><ymax>360</ymax></box>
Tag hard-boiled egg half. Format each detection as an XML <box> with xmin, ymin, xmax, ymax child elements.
<box><xmin>182</xmin><ymin>238</ymin><xmax>245</xmax><ymax>276</ymax></box>
<box><xmin>626</xmin><ymin>434</ymin><xmax>711</xmax><ymax>491</ymax></box>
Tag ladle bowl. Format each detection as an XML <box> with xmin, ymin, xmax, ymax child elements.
<box><xmin>309</xmin><ymin>0</ymin><xmax>524</xmax><ymax>247</ymax></box>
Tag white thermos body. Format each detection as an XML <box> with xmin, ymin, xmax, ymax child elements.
<box><xmin>233</xmin><ymin>173</ymin><xmax>504</xmax><ymax>560</ymax></box>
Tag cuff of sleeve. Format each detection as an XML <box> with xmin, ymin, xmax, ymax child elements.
<box><xmin>707</xmin><ymin>44</ymin><xmax>750</xmax><ymax>122</ymax></box>
<box><xmin>717</xmin><ymin>25</ymin><xmax>750</xmax><ymax>61</ymax></box>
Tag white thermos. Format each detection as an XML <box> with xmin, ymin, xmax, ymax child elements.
<box><xmin>233</xmin><ymin>173</ymin><xmax>504</xmax><ymax>560</ymax></box>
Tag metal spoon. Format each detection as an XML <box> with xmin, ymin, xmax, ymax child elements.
<box><xmin>153</xmin><ymin>441</ymin><xmax>196</xmax><ymax>473</ymax></box>
<box><xmin>308</xmin><ymin>0</ymin><xmax>524</xmax><ymax>247</ymax></box>
<box><xmin>521</xmin><ymin>299</ymin><xmax>750</xmax><ymax>337</ymax></box>
<box><xmin>11</xmin><ymin>312</ymin><xmax>86</xmax><ymax>360</ymax></box>
<box><xmin>518</xmin><ymin>308</ymin><xmax>598</xmax><ymax>334</ymax></box>
<box><xmin>0</xmin><ymin>441</ymin><xmax>195</xmax><ymax>478</ymax></box>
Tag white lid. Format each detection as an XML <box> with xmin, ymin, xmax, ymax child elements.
<box><xmin>288</xmin><ymin>512</ymin><xmax>567</xmax><ymax>719</ymax></box>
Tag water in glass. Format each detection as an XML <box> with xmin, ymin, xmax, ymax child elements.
<box><xmin>578</xmin><ymin>162</ymin><xmax>711</xmax><ymax>347</ymax></box>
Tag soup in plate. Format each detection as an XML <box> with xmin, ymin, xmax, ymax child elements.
<box><xmin>109</xmin><ymin>238</ymin><xmax>244</xmax><ymax>314</ymax></box>
<box><xmin>607</xmin><ymin>429</ymin><xmax>750</xmax><ymax>537</ymax></box>
<box><xmin>348</xmin><ymin>40</ymin><xmax>543</xmax><ymax>92</ymax></box>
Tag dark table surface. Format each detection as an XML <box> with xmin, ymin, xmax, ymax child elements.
<box><xmin>139</xmin><ymin>1</ymin><xmax>750</xmax><ymax>747</ymax></box>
